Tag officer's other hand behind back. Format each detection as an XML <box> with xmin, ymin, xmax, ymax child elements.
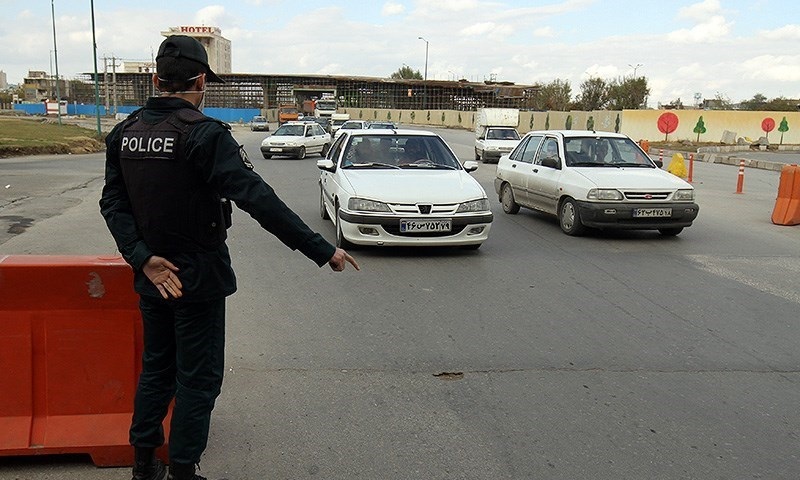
<box><xmin>329</xmin><ymin>247</ymin><xmax>359</xmax><ymax>272</ymax></box>
<box><xmin>143</xmin><ymin>255</ymin><xmax>184</xmax><ymax>299</ymax></box>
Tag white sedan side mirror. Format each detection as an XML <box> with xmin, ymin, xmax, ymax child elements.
<box><xmin>462</xmin><ymin>160</ymin><xmax>479</xmax><ymax>172</ymax></box>
<box><xmin>316</xmin><ymin>159</ymin><xmax>335</xmax><ymax>171</ymax></box>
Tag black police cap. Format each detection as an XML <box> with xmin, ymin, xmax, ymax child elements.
<box><xmin>156</xmin><ymin>35</ymin><xmax>225</xmax><ymax>83</ymax></box>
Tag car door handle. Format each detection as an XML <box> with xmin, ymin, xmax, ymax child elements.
<box><xmin>533</xmin><ymin>168</ymin><xmax>539</xmax><ymax>173</ymax></box>
<box><xmin>511</xmin><ymin>164</ymin><xmax>516</xmax><ymax>168</ymax></box>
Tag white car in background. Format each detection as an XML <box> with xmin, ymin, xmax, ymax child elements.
<box><xmin>260</xmin><ymin>121</ymin><xmax>331</xmax><ymax>159</ymax></box>
<box><xmin>333</xmin><ymin>120</ymin><xmax>370</xmax><ymax>140</ymax></box>
<box><xmin>494</xmin><ymin>130</ymin><xmax>699</xmax><ymax>236</ymax></box>
<box><xmin>317</xmin><ymin>130</ymin><xmax>493</xmax><ymax>249</ymax></box>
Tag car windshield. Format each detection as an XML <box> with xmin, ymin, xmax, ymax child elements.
<box><xmin>341</xmin><ymin>135</ymin><xmax>460</xmax><ymax>170</ymax></box>
<box><xmin>487</xmin><ymin>128</ymin><xmax>519</xmax><ymax>140</ymax></box>
<box><xmin>369</xmin><ymin>123</ymin><xmax>396</xmax><ymax>129</ymax></box>
<box><xmin>564</xmin><ymin>136</ymin><xmax>654</xmax><ymax>168</ymax></box>
<box><xmin>316</xmin><ymin>101</ymin><xmax>336</xmax><ymax>110</ymax></box>
<box><xmin>341</xmin><ymin>122</ymin><xmax>363</xmax><ymax>130</ymax></box>
<box><xmin>279</xmin><ymin>107</ymin><xmax>298</xmax><ymax>114</ymax></box>
<box><xmin>252</xmin><ymin>116</ymin><xmax>266</xmax><ymax>122</ymax></box>
<box><xmin>273</xmin><ymin>125</ymin><xmax>304</xmax><ymax>136</ymax></box>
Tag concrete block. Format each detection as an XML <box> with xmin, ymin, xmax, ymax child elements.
<box><xmin>721</xmin><ymin>130</ymin><xmax>737</xmax><ymax>144</ymax></box>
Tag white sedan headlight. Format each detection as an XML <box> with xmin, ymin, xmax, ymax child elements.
<box><xmin>587</xmin><ymin>188</ymin><xmax>623</xmax><ymax>201</ymax></box>
<box><xmin>673</xmin><ymin>189</ymin><xmax>695</xmax><ymax>201</ymax></box>
<box><xmin>456</xmin><ymin>198</ymin><xmax>490</xmax><ymax>213</ymax></box>
<box><xmin>348</xmin><ymin>197</ymin><xmax>391</xmax><ymax>212</ymax></box>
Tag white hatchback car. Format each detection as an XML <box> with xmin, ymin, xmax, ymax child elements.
<box><xmin>317</xmin><ymin>130</ymin><xmax>493</xmax><ymax>249</ymax></box>
<box><xmin>494</xmin><ymin>130</ymin><xmax>699</xmax><ymax>236</ymax></box>
<box><xmin>260</xmin><ymin>121</ymin><xmax>331</xmax><ymax>159</ymax></box>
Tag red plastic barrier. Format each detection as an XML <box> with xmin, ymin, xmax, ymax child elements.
<box><xmin>0</xmin><ymin>255</ymin><xmax>168</xmax><ymax>466</ymax></box>
<box><xmin>771</xmin><ymin>164</ymin><xmax>800</xmax><ymax>226</ymax></box>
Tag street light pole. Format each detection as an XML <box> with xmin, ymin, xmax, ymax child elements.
<box><xmin>418</xmin><ymin>36</ymin><xmax>429</xmax><ymax>110</ymax></box>
<box><xmin>50</xmin><ymin>0</ymin><xmax>62</xmax><ymax>125</ymax></box>
<box><xmin>91</xmin><ymin>0</ymin><xmax>102</xmax><ymax>136</ymax></box>
<box><xmin>628</xmin><ymin>63</ymin><xmax>643</xmax><ymax>78</ymax></box>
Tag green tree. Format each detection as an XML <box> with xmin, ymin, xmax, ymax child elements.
<box><xmin>533</xmin><ymin>79</ymin><xmax>572</xmax><ymax>111</ymax></box>
<box><xmin>575</xmin><ymin>77</ymin><xmax>608</xmax><ymax>111</ymax></box>
<box><xmin>778</xmin><ymin>116</ymin><xmax>789</xmax><ymax>144</ymax></box>
<box><xmin>390</xmin><ymin>65</ymin><xmax>422</xmax><ymax>80</ymax></box>
<box><xmin>565</xmin><ymin>114</ymin><xmax>572</xmax><ymax>130</ymax></box>
<box><xmin>614</xmin><ymin>113</ymin><xmax>620</xmax><ymax>133</ymax></box>
<box><xmin>545</xmin><ymin>113</ymin><xmax>550</xmax><ymax>129</ymax></box>
<box><xmin>607</xmin><ymin>76</ymin><xmax>649</xmax><ymax>110</ymax></box>
<box><xmin>586</xmin><ymin>116</ymin><xmax>595</xmax><ymax>130</ymax></box>
<box><xmin>693</xmin><ymin>116</ymin><xmax>707</xmax><ymax>142</ymax></box>
<box><xmin>740</xmin><ymin>93</ymin><xmax>767</xmax><ymax>111</ymax></box>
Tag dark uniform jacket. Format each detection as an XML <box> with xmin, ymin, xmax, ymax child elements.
<box><xmin>100</xmin><ymin>96</ymin><xmax>335</xmax><ymax>301</ymax></box>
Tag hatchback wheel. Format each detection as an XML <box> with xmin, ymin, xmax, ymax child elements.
<box><xmin>501</xmin><ymin>183</ymin><xmax>520</xmax><ymax>214</ymax></box>
<box><xmin>559</xmin><ymin>198</ymin><xmax>586</xmax><ymax>236</ymax></box>
<box><xmin>296</xmin><ymin>146</ymin><xmax>306</xmax><ymax>159</ymax></box>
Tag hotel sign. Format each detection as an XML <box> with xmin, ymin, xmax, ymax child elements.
<box><xmin>178</xmin><ymin>26</ymin><xmax>221</xmax><ymax>35</ymax></box>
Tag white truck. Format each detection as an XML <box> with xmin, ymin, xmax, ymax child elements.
<box><xmin>314</xmin><ymin>93</ymin><xmax>337</xmax><ymax>119</ymax></box>
<box><xmin>329</xmin><ymin>112</ymin><xmax>351</xmax><ymax>135</ymax></box>
<box><xmin>474</xmin><ymin>108</ymin><xmax>521</xmax><ymax>163</ymax></box>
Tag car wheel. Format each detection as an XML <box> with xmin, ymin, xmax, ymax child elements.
<box><xmin>559</xmin><ymin>198</ymin><xmax>586</xmax><ymax>236</ymax></box>
<box><xmin>262</xmin><ymin>153</ymin><xmax>272</xmax><ymax>159</ymax></box>
<box><xmin>297</xmin><ymin>146</ymin><xmax>306</xmax><ymax>159</ymax></box>
<box><xmin>475</xmin><ymin>148</ymin><xmax>481</xmax><ymax>162</ymax></box>
<box><xmin>501</xmin><ymin>183</ymin><xmax>520</xmax><ymax>214</ymax></box>
<box><xmin>321</xmin><ymin>143</ymin><xmax>330</xmax><ymax>157</ymax></box>
<box><xmin>319</xmin><ymin>187</ymin><xmax>330</xmax><ymax>220</ymax></box>
<box><xmin>658</xmin><ymin>227</ymin><xmax>684</xmax><ymax>236</ymax></box>
<box><xmin>335</xmin><ymin>207</ymin><xmax>355</xmax><ymax>249</ymax></box>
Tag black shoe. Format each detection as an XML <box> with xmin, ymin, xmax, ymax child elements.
<box><xmin>168</xmin><ymin>462</ymin><xmax>211</xmax><ymax>480</ymax></box>
<box><xmin>131</xmin><ymin>447</ymin><xmax>168</xmax><ymax>480</ymax></box>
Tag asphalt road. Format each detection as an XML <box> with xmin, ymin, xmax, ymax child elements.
<box><xmin>1</xmin><ymin>126</ymin><xmax>799</xmax><ymax>480</ymax></box>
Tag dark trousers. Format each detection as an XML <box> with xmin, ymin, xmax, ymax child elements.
<box><xmin>129</xmin><ymin>295</ymin><xmax>226</xmax><ymax>465</ymax></box>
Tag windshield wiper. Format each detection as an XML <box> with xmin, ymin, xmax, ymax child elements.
<box><xmin>615</xmin><ymin>162</ymin><xmax>653</xmax><ymax>168</ymax></box>
<box><xmin>343</xmin><ymin>162</ymin><xmax>401</xmax><ymax>169</ymax></box>
<box><xmin>398</xmin><ymin>163</ymin><xmax>457</xmax><ymax>169</ymax></box>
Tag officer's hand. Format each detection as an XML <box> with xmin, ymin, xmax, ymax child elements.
<box><xmin>328</xmin><ymin>247</ymin><xmax>359</xmax><ymax>272</ymax></box>
<box><xmin>143</xmin><ymin>256</ymin><xmax>183</xmax><ymax>299</ymax></box>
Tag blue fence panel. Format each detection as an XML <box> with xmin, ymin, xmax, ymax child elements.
<box><xmin>13</xmin><ymin>104</ymin><xmax>46</xmax><ymax>115</ymax></box>
<box><xmin>13</xmin><ymin>104</ymin><xmax>260</xmax><ymax>124</ymax></box>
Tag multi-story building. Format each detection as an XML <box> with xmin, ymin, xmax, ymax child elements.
<box><xmin>22</xmin><ymin>70</ymin><xmax>68</xmax><ymax>102</ymax></box>
<box><xmin>159</xmin><ymin>26</ymin><xmax>231</xmax><ymax>74</ymax></box>
<box><xmin>0</xmin><ymin>70</ymin><xmax>8</xmax><ymax>90</ymax></box>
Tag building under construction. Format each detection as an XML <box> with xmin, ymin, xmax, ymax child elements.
<box><xmin>74</xmin><ymin>72</ymin><xmax>541</xmax><ymax>112</ymax></box>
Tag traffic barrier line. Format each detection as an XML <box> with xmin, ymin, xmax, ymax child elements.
<box><xmin>0</xmin><ymin>255</ymin><xmax>169</xmax><ymax>467</ymax></box>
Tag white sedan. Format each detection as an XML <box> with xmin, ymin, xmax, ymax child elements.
<box><xmin>260</xmin><ymin>121</ymin><xmax>331</xmax><ymax>159</ymax></box>
<box><xmin>317</xmin><ymin>130</ymin><xmax>493</xmax><ymax>249</ymax></box>
<box><xmin>494</xmin><ymin>130</ymin><xmax>699</xmax><ymax>236</ymax></box>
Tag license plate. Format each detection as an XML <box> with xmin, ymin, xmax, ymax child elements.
<box><xmin>400</xmin><ymin>219</ymin><xmax>452</xmax><ymax>233</ymax></box>
<box><xmin>633</xmin><ymin>208</ymin><xmax>672</xmax><ymax>218</ymax></box>
<box><xmin>270</xmin><ymin>148</ymin><xmax>283</xmax><ymax>152</ymax></box>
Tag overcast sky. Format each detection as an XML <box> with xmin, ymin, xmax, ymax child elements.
<box><xmin>2</xmin><ymin>0</ymin><xmax>798</xmax><ymax>107</ymax></box>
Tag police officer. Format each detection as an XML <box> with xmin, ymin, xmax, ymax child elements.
<box><xmin>99</xmin><ymin>35</ymin><xmax>359</xmax><ymax>480</ymax></box>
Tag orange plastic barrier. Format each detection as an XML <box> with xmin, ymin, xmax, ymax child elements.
<box><xmin>771</xmin><ymin>164</ymin><xmax>800</xmax><ymax>226</ymax></box>
<box><xmin>0</xmin><ymin>255</ymin><xmax>168</xmax><ymax>466</ymax></box>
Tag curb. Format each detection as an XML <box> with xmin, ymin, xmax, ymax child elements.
<box><xmin>651</xmin><ymin>148</ymin><xmax>789</xmax><ymax>172</ymax></box>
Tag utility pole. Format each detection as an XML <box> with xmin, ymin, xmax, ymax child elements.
<box><xmin>50</xmin><ymin>0</ymin><xmax>62</xmax><ymax>125</ymax></box>
<box><xmin>104</xmin><ymin>56</ymin><xmax>109</xmax><ymax>115</ymax></box>
<box><xmin>112</xmin><ymin>55</ymin><xmax>117</xmax><ymax>116</ymax></box>
<box><xmin>417</xmin><ymin>36</ymin><xmax>429</xmax><ymax>110</ymax></box>
<box><xmin>91</xmin><ymin>0</ymin><xmax>102</xmax><ymax>135</ymax></box>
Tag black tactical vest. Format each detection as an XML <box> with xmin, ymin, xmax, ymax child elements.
<box><xmin>118</xmin><ymin>108</ymin><xmax>230</xmax><ymax>253</ymax></box>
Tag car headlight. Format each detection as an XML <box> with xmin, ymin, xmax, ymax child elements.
<box><xmin>285</xmin><ymin>142</ymin><xmax>298</xmax><ymax>147</ymax></box>
<box><xmin>486</xmin><ymin>145</ymin><xmax>499</xmax><ymax>151</ymax></box>
<box><xmin>587</xmin><ymin>188</ymin><xmax>623</xmax><ymax>201</ymax></box>
<box><xmin>673</xmin><ymin>189</ymin><xmax>694</xmax><ymax>201</ymax></box>
<box><xmin>456</xmin><ymin>198</ymin><xmax>490</xmax><ymax>213</ymax></box>
<box><xmin>348</xmin><ymin>197</ymin><xmax>391</xmax><ymax>212</ymax></box>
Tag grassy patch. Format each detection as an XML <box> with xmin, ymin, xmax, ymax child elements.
<box><xmin>0</xmin><ymin>117</ymin><xmax>105</xmax><ymax>158</ymax></box>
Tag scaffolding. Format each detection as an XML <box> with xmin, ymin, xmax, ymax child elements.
<box><xmin>73</xmin><ymin>72</ymin><xmax>540</xmax><ymax>112</ymax></box>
